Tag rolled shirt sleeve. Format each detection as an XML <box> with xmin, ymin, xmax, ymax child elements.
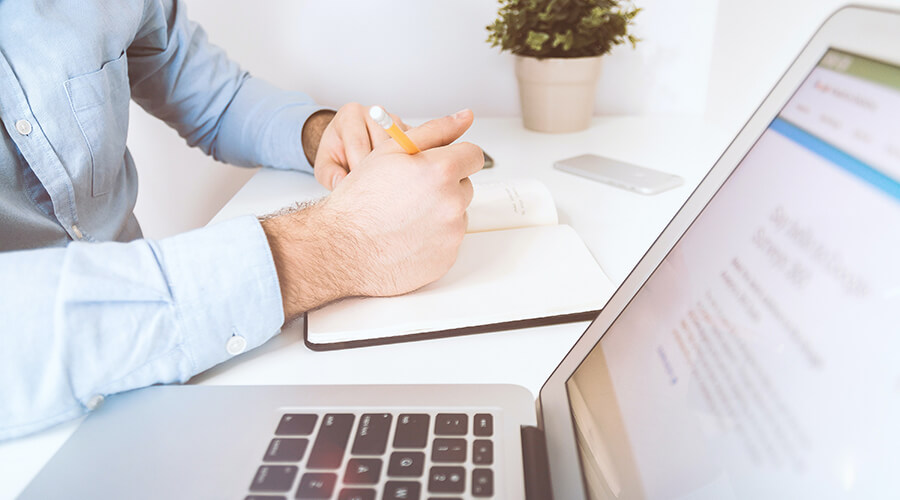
<box><xmin>0</xmin><ymin>216</ymin><xmax>284</xmax><ymax>440</ymax></box>
<box><xmin>127</xmin><ymin>0</ymin><xmax>326</xmax><ymax>172</ymax></box>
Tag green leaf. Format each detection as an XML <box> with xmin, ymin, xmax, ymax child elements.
<box><xmin>525</xmin><ymin>30</ymin><xmax>550</xmax><ymax>52</ymax></box>
<box><xmin>487</xmin><ymin>0</ymin><xmax>640</xmax><ymax>57</ymax></box>
<box><xmin>552</xmin><ymin>29</ymin><xmax>574</xmax><ymax>51</ymax></box>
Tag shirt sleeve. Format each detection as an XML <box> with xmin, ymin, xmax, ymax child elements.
<box><xmin>126</xmin><ymin>0</ymin><xmax>325</xmax><ymax>172</ymax></box>
<box><xmin>0</xmin><ymin>216</ymin><xmax>285</xmax><ymax>440</ymax></box>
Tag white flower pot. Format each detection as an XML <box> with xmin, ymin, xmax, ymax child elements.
<box><xmin>514</xmin><ymin>55</ymin><xmax>603</xmax><ymax>133</ymax></box>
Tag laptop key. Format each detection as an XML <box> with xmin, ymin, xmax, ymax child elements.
<box><xmin>264</xmin><ymin>438</ymin><xmax>309</xmax><ymax>462</ymax></box>
<box><xmin>434</xmin><ymin>413</ymin><xmax>467</xmax><ymax>435</ymax></box>
<box><xmin>275</xmin><ymin>414</ymin><xmax>318</xmax><ymax>436</ymax></box>
<box><xmin>428</xmin><ymin>466</ymin><xmax>465</xmax><ymax>493</ymax></box>
<box><xmin>473</xmin><ymin>414</ymin><xmax>493</xmax><ymax>437</ymax></box>
<box><xmin>387</xmin><ymin>451</ymin><xmax>425</xmax><ymax>477</ymax></box>
<box><xmin>307</xmin><ymin>414</ymin><xmax>355</xmax><ymax>469</ymax></box>
<box><xmin>338</xmin><ymin>488</ymin><xmax>375</xmax><ymax>500</ymax></box>
<box><xmin>472</xmin><ymin>469</ymin><xmax>494</xmax><ymax>497</ymax></box>
<box><xmin>246</xmin><ymin>496</ymin><xmax>287</xmax><ymax>500</ymax></box>
<box><xmin>351</xmin><ymin>413</ymin><xmax>392</xmax><ymax>455</ymax></box>
<box><xmin>431</xmin><ymin>438</ymin><xmax>466</xmax><ymax>463</ymax></box>
<box><xmin>295</xmin><ymin>472</ymin><xmax>336</xmax><ymax>499</ymax></box>
<box><xmin>344</xmin><ymin>458</ymin><xmax>382</xmax><ymax>484</ymax></box>
<box><xmin>383</xmin><ymin>481</ymin><xmax>421</xmax><ymax>500</ymax></box>
<box><xmin>472</xmin><ymin>439</ymin><xmax>493</xmax><ymax>465</ymax></box>
<box><xmin>249</xmin><ymin>465</ymin><xmax>298</xmax><ymax>492</ymax></box>
<box><xmin>393</xmin><ymin>414</ymin><xmax>429</xmax><ymax>448</ymax></box>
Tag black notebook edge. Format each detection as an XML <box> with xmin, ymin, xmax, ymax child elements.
<box><xmin>303</xmin><ymin>309</ymin><xmax>601</xmax><ymax>351</ymax></box>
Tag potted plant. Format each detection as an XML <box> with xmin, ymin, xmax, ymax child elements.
<box><xmin>487</xmin><ymin>0</ymin><xmax>641</xmax><ymax>133</ymax></box>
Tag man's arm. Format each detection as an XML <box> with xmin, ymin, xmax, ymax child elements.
<box><xmin>0</xmin><ymin>217</ymin><xmax>284</xmax><ymax>440</ymax></box>
<box><xmin>128</xmin><ymin>1</ymin><xmax>413</xmax><ymax>193</ymax></box>
<box><xmin>127</xmin><ymin>0</ymin><xmax>326</xmax><ymax>171</ymax></box>
<box><xmin>0</xmin><ymin>110</ymin><xmax>481</xmax><ymax>440</ymax></box>
<box><xmin>264</xmin><ymin>111</ymin><xmax>482</xmax><ymax>320</ymax></box>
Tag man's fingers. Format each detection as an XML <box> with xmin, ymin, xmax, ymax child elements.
<box><xmin>421</xmin><ymin>140</ymin><xmax>484</xmax><ymax>179</ymax></box>
<box><xmin>314</xmin><ymin>157</ymin><xmax>349</xmax><ymax>191</ymax></box>
<box><xmin>340</xmin><ymin>120</ymin><xmax>374</xmax><ymax>169</ymax></box>
<box><xmin>403</xmin><ymin>109</ymin><xmax>474</xmax><ymax>151</ymax></box>
<box><xmin>366</xmin><ymin>122</ymin><xmax>391</xmax><ymax>148</ymax></box>
<box><xmin>389</xmin><ymin>112</ymin><xmax>410</xmax><ymax>132</ymax></box>
<box><xmin>460</xmin><ymin>176</ymin><xmax>475</xmax><ymax>208</ymax></box>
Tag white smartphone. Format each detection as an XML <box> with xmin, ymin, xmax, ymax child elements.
<box><xmin>553</xmin><ymin>154</ymin><xmax>683</xmax><ymax>195</ymax></box>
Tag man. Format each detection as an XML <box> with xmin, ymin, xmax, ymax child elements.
<box><xmin>0</xmin><ymin>1</ymin><xmax>482</xmax><ymax>440</ymax></box>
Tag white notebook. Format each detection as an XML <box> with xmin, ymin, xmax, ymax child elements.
<box><xmin>305</xmin><ymin>180</ymin><xmax>616</xmax><ymax>349</ymax></box>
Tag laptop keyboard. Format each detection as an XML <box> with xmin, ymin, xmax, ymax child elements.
<box><xmin>246</xmin><ymin>411</ymin><xmax>497</xmax><ymax>499</ymax></box>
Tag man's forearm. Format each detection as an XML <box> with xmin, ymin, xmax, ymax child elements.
<box><xmin>260</xmin><ymin>201</ymin><xmax>364</xmax><ymax>320</ymax></box>
<box><xmin>0</xmin><ymin>217</ymin><xmax>284</xmax><ymax>440</ymax></box>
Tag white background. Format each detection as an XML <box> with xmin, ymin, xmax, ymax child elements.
<box><xmin>129</xmin><ymin>0</ymin><xmax>900</xmax><ymax>239</ymax></box>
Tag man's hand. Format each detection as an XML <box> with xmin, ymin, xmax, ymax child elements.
<box><xmin>262</xmin><ymin>109</ymin><xmax>482</xmax><ymax>320</ymax></box>
<box><xmin>312</xmin><ymin>102</ymin><xmax>409</xmax><ymax>191</ymax></box>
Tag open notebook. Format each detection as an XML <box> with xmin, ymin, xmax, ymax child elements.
<box><xmin>304</xmin><ymin>180</ymin><xmax>616</xmax><ymax>350</ymax></box>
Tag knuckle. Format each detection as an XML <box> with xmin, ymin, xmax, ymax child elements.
<box><xmin>435</xmin><ymin>198</ymin><xmax>457</xmax><ymax>223</ymax></box>
<box><xmin>443</xmin><ymin>196</ymin><xmax>469</xmax><ymax>226</ymax></box>
<box><xmin>461</xmin><ymin>183</ymin><xmax>475</xmax><ymax>207</ymax></box>
<box><xmin>338</xmin><ymin>102</ymin><xmax>363</xmax><ymax>120</ymax></box>
<box><xmin>458</xmin><ymin>196</ymin><xmax>470</xmax><ymax>217</ymax></box>
<box><xmin>460</xmin><ymin>142</ymin><xmax>484</xmax><ymax>165</ymax></box>
<box><xmin>422</xmin><ymin>119</ymin><xmax>454</xmax><ymax>145</ymax></box>
<box><xmin>453</xmin><ymin>216</ymin><xmax>468</xmax><ymax>244</ymax></box>
<box><xmin>433</xmin><ymin>157</ymin><xmax>456</xmax><ymax>180</ymax></box>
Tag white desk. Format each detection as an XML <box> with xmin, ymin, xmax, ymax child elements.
<box><xmin>0</xmin><ymin>116</ymin><xmax>728</xmax><ymax>499</ymax></box>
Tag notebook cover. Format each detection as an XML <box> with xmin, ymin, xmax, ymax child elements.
<box><xmin>302</xmin><ymin>309</ymin><xmax>600</xmax><ymax>351</ymax></box>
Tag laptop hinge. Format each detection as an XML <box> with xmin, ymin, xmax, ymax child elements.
<box><xmin>521</xmin><ymin>425</ymin><xmax>554</xmax><ymax>500</ymax></box>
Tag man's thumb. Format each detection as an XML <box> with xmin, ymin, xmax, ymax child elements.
<box><xmin>404</xmin><ymin>109</ymin><xmax>474</xmax><ymax>151</ymax></box>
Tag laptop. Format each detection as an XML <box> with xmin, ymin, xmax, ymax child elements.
<box><xmin>20</xmin><ymin>5</ymin><xmax>900</xmax><ymax>499</ymax></box>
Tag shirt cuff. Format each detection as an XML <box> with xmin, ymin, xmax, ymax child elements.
<box><xmin>157</xmin><ymin>215</ymin><xmax>285</xmax><ymax>376</ymax></box>
<box><xmin>216</xmin><ymin>76</ymin><xmax>327</xmax><ymax>172</ymax></box>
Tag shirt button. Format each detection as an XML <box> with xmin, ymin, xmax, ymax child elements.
<box><xmin>71</xmin><ymin>225</ymin><xmax>84</xmax><ymax>240</ymax></box>
<box><xmin>226</xmin><ymin>335</ymin><xmax>247</xmax><ymax>356</ymax></box>
<box><xmin>15</xmin><ymin>119</ymin><xmax>32</xmax><ymax>136</ymax></box>
<box><xmin>86</xmin><ymin>394</ymin><xmax>105</xmax><ymax>411</ymax></box>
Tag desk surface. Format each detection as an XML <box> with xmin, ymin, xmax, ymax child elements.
<box><xmin>0</xmin><ymin>116</ymin><xmax>728</xmax><ymax>499</ymax></box>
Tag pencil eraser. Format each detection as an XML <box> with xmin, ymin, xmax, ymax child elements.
<box><xmin>369</xmin><ymin>105</ymin><xmax>392</xmax><ymax>129</ymax></box>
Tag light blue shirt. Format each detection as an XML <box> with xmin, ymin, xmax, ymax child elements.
<box><xmin>0</xmin><ymin>0</ymin><xmax>323</xmax><ymax>440</ymax></box>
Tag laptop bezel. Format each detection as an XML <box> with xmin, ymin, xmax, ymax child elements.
<box><xmin>533</xmin><ymin>5</ymin><xmax>900</xmax><ymax>499</ymax></box>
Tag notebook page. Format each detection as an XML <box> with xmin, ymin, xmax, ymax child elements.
<box><xmin>307</xmin><ymin>224</ymin><xmax>614</xmax><ymax>344</ymax></box>
<box><xmin>466</xmin><ymin>179</ymin><xmax>558</xmax><ymax>233</ymax></box>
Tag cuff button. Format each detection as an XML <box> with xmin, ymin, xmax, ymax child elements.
<box><xmin>86</xmin><ymin>394</ymin><xmax>105</xmax><ymax>411</ymax></box>
<box><xmin>226</xmin><ymin>335</ymin><xmax>248</xmax><ymax>356</ymax></box>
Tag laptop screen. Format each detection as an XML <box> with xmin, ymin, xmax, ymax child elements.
<box><xmin>566</xmin><ymin>49</ymin><xmax>900</xmax><ymax>499</ymax></box>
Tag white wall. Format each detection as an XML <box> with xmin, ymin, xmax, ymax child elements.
<box><xmin>706</xmin><ymin>0</ymin><xmax>900</xmax><ymax>136</ymax></box>
<box><xmin>130</xmin><ymin>0</ymin><xmax>717</xmax><ymax>238</ymax></box>
<box><xmin>131</xmin><ymin>1</ymin><xmax>900</xmax><ymax>239</ymax></box>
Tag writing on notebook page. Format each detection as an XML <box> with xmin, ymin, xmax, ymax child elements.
<box><xmin>466</xmin><ymin>179</ymin><xmax>558</xmax><ymax>233</ymax></box>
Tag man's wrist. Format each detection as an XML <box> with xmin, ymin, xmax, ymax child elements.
<box><xmin>301</xmin><ymin>109</ymin><xmax>337</xmax><ymax>166</ymax></box>
<box><xmin>260</xmin><ymin>201</ymin><xmax>363</xmax><ymax>321</ymax></box>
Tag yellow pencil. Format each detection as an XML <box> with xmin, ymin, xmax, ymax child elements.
<box><xmin>369</xmin><ymin>105</ymin><xmax>420</xmax><ymax>154</ymax></box>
